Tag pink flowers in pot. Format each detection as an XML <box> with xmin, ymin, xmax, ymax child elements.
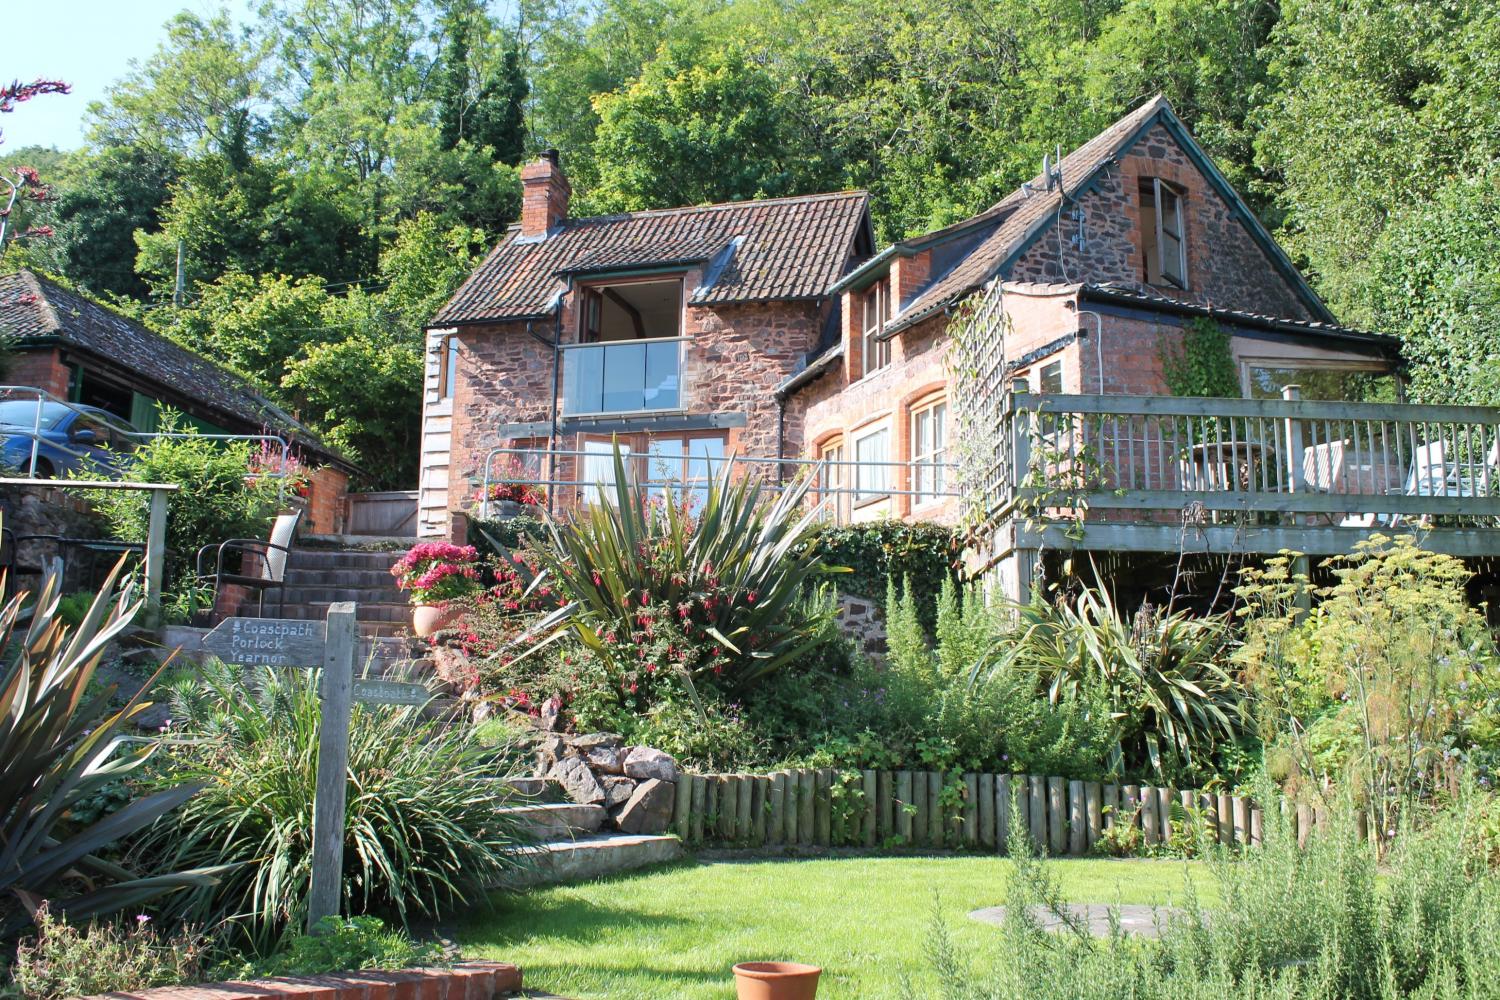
<box><xmin>391</xmin><ymin>542</ymin><xmax>482</xmax><ymax>606</ymax></box>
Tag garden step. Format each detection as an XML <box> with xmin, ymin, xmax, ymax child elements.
<box><xmin>510</xmin><ymin>833</ymin><xmax>684</xmax><ymax>887</ymax></box>
<box><xmin>286</xmin><ymin>549</ymin><xmax>406</xmax><ymax>571</ymax></box>
<box><xmin>499</xmin><ymin>802</ymin><xmax>607</xmax><ymax>839</ymax></box>
<box><xmin>281</xmin><ymin>567</ymin><xmax>405</xmax><ymax>588</ymax></box>
<box><xmin>281</xmin><ymin>586</ymin><xmax>408</xmax><ymax>605</ymax></box>
<box><xmin>278</xmin><ymin>601</ymin><xmax>412</xmax><ymax>624</ymax></box>
<box><xmin>493</xmin><ymin>777</ymin><xmax>567</xmax><ymax>802</ymax></box>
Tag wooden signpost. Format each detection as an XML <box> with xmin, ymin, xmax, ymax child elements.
<box><xmin>204</xmin><ymin>602</ymin><xmax>430</xmax><ymax>933</ymax></box>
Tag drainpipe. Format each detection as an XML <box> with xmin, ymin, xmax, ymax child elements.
<box><xmin>546</xmin><ymin>299</ymin><xmax>564</xmax><ymax>515</ymax></box>
<box><xmin>775</xmin><ymin>394</ymin><xmax>787</xmax><ymax>484</ymax></box>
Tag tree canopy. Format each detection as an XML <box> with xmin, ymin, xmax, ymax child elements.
<box><xmin>2</xmin><ymin>0</ymin><xmax>1498</xmax><ymax>485</ymax></box>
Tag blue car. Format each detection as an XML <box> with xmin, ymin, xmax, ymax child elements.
<box><xmin>0</xmin><ymin>401</ymin><xmax>139</xmax><ymax>478</ymax></box>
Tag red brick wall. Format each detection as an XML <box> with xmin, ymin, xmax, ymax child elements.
<box><xmin>9</xmin><ymin>347</ymin><xmax>70</xmax><ymax>398</ymax></box>
<box><xmin>520</xmin><ymin>156</ymin><xmax>570</xmax><ymax>237</ymax></box>
<box><xmin>304</xmin><ymin>465</ymin><xmax>349</xmax><ymax>535</ymax></box>
<box><xmin>1010</xmin><ymin>123</ymin><xmax>1315</xmax><ymax>321</ymax></box>
<box><xmin>76</xmin><ymin>960</ymin><xmax>522</xmax><ymax>1000</ymax></box>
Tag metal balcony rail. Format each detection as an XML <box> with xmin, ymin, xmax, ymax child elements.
<box><xmin>558</xmin><ymin>338</ymin><xmax>687</xmax><ymax>416</ymax></box>
<box><xmin>477</xmin><ymin>445</ymin><xmax>958</xmax><ymax>526</ymax></box>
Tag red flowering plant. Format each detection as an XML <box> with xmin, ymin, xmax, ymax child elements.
<box><xmin>391</xmin><ymin>542</ymin><xmax>483</xmax><ymax>606</ymax></box>
<box><xmin>482</xmin><ymin>458</ymin><xmax>547</xmax><ymax>506</ymax></box>
<box><xmin>246</xmin><ymin>440</ymin><xmax>312</xmax><ymax>498</ymax></box>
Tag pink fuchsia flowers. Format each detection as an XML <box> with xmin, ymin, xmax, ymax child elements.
<box><xmin>392</xmin><ymin>542</ymin><xmax>482</xmax><ymax>605</ymax></box>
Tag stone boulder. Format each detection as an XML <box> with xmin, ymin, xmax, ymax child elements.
<box><xmin>622</xmin><ymin>746</ymin><xmax>678</xmax><ymax>783</ymax></box>
<box><xmin>549</xmin><ymin>754</ymin><xmax>605</xmax><ymax>805</ymax></box>
<box><xmin>569</xmin><ymin>732</ymin><xmax>624</xmax><ymax>752</ymax></box>
<box><xmin>600</xmin><ymin>775</ymin><xmax>638</xmax><ymax>810</ymax></box>
<box><xmin>584</xmin><ymin>744</ymin><xmax>624</xmax><ymax>774</ymax></box>
<box><xmin>615</xmin><ymin>778</ymin><xmax>676</xmax><ymax>835</ymax></box>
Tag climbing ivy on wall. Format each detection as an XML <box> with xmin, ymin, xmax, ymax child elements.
<box><xmin>804</xmin><ymin>520</ymin><xmax>961</xmax><ymax>632</ymax></box>
<box><xmin>1160</xmin><ymin>318</ymin><xmax>1239</xmax><ymax>398</ymax></box>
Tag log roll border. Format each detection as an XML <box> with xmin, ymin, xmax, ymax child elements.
<box><xmin>671</xmin><ymin>768</ymin><xmax>1326</xmax><ymax>855</ymax></box>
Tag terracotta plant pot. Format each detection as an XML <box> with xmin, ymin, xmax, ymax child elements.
<box><xmin>412</xmin><ymin>603</ymin><xmax>458</xmax><ymax>638</ymax></box>
<box><xmin>732</xmin><ymin>962</ymin><xmax>821</xmax><ymax>1000</ymax></box>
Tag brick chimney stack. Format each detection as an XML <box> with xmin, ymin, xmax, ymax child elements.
<box><xmin>520</xmin><ymin>149</ymin><xmax>571</xmax><ymax>237</ymax></box>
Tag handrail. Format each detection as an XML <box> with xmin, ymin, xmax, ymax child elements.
<box><xmin>1022</xmin><ymin>392</ymin><xmax>1500</xmax><ymax>423</ymax></box>
<box><xmin>0</xmin><ymin>385</ymin><xmax>295</xmax><ymax>504</ymax></box>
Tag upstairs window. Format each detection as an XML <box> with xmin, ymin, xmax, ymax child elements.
<box><xmin>861</xmin><ymin>280</ymin><xmax>891</xmax><ymax>377</ymax></box>
<box><xmin>1140</xmin><ymin>178</ymin><xmax>1187</xmax><ymax>288</ymax></box>
<box><xmin>437</xmin><ymin>334</ymin><xmax>460</xmax><ymax>400</ymax></box>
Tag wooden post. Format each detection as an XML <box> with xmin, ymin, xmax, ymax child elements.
<box><xmin>798</xmin><ymin>770</ymin><xmax>815</xmax><ymax>846</ymax></box>
<box><xmin>1199</xmin><ymin>793</ymin><xmax>1218</xmax><ymax>846</ymax></box>
<box><xmin>1047</xmin><ymin>777</ymin><xmax>1066</xmax><ymax>856</ymax></box>
<box><xmin>1141</xmin><ymin>787</ymin><xmax>1160</xmax><ymax>846</ymax></box>
<box><xmin>996</xmin><ymin>775</ymin><xmax>1012</xmax><ymax>853</ymax></box>
<box><xmin>720</xmin><ymin>776</ymin><xmax>739</xmax><ymax>841</ymax></box>
<box><xmin>705</xmin><ymin>777</ymin><xmax>720</xmax><ymax>843</ymax></box>
<box><xmin>690</xmin><ymin>775</ymin><xmax>706</xmax><ymax>844</ymax></box>
<box><xmin>963</xmin><ymin>774</ymin><xmax>979</xmax><ymax>847</ymax></box>
<box><xmin>896</xmin><ymin>771</ymin><xmax>914</xmax><ymax>843</ymax></box>
<box><xmin>308</xmin><ymin>602</ymin><xmax>356</xmax><ymax>934</ymax></box>
<box><xmin>143</xmin><ymin>487</ymin><xmax>169</xmax><ymax>623</ymax></box>
<box><xmin>1157</xmin><ymin>788</ymin><xmax>1175</xmax><ymax>844</ymax></box>
<box><xmin>1250</xmin><ymin>806</ymin><xmax>1264</xmax><ymax>847</ymax></box>
<box><xmin>1028</xmin><ymin>776</ymin><xmax>1047</xmax><ymax>850</ymax></box>
<box><xmin>876</xmin><ymin>771</ymin><xmax>894</xmax><ymax>843</ymax></box>
<box><xmin>774</xmin><ymin>773</ymin><xmax>786</xmax><ymax>845</ymax></box>
<box><xmin>1296</xmin><ymin>802</ymin><xmax>1312</xmax><ymax>847</ymax></box>
<box><xmin>750</xmin><ymin>776</ymin><xmax>767</xmax><ymax>846</ymax></box>
<box><xmin>673</xmin><ymin>773</ymin><xmax>692</xmax><ymax>840</ymax></box>
<box><xmin>927</xmin><ymin>772</ymin><xmax>944</xmax><ymax>847</ymax></box>
<box><xmin>1068</xmin><ymin>781</ymin><xmax>1086</xmax><ymax>856</ymax></box>
<box><xmin>862</xmin><ymin>770</ymin><xmax>878</xmax><ymax>847</ymax></box>
<box><xmin>978</xmin><ymin>774</ymin><xmax>996</xmax><ymax>849</ymax></box>
<box><xmin>1218</xmin><ymin>793</ymin><xmax>1235</xmax><ymax>846</ymax></box>
<box><xmin>1084</xmin><ymin>782</ymin><xmax>1102</xmax><ymax>851</ymax></box>
<box><xmin>911</xmin><ymin>772</ymin><xmax>929</xmax><ymax>847</ymax></box>
<box><xmin>815</xmin><ymin>769</ymin><xmax>833</xmax><ymax>846</ymax></box>
<box><xmin>784</xmin><ymin>771</ymin><xmax>800</xmax><ymax>845</ymax></box>
<box><xmin>1102</xmin><ymin>784</ymin><xmax>1119</xmax><ymax>831</ymax></box>
<box><xmin>1232</xmin><ymin>797</ymin><xmax>1250</xmax><ymax>846</ymax></box>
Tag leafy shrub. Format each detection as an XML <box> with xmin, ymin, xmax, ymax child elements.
<box><xmin>1236</xmin><ymin>535</ymin><xmax>1500</xmax><ymax>836</ymax></box>
<box><xmin>802</xmin><ymin>519</ymin><xmax>959</xmax><ymax>631</ymax></box>
<box><xmin>873</xmin><ymin>578</ymin><xmax>1117</xmax><ymax>775</ymax></box>
<box><xmin>7</xmin><ymin>905</ymin><xmax>208</xmax><ymax>1000</ymax></box>
<box><xmin>907</xmin><ymin>795</ymin><xmax>1500</xmax><ymax>999</ymax></box>
<box><xmin>0</xmin><ymin>557</ymin><xmax>218</xmax><ymax>935</ymax></box>
<box><xmin>982</xmin><ymin>585</ymin><xmax>1243</xmax><ymax>781</ymax></box>
<box><xmin>139</xmin><ymin>661</ymin><xmax>532</xmax><ymax>950</ymax></box>
<box><xmin>77</xmin><ymin>410</ymin><xmax>282</xmax><ymax>594</ymax></box>
<box><xmin>219</xmin><ymin>916</ymin><xmax>442</xmax><ymax>979</ymax></box>
<box><xmin>391</xmin><ymin>542</ymin><xmax>483</xmax><ymax>605</ymax></box>
<box><xmin>529</xmin><ymin>449</ymin><xmax>841</xmax><ymax>693</ymax></box>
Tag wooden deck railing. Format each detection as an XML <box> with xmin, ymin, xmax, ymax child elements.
<box><xmin>998</xmin><ymin>389</ymin><xmax>1500</xmax><ymax>529</ymax></box>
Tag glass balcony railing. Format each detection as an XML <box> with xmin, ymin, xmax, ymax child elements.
<box><xmin>560</xmin><ymin>338</ymin><xmax>685</xmax><ymax>416</ymax></box>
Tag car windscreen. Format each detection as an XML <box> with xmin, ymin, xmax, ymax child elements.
<box><xmin>0</xmin><ymin>401</ymin><xmax>71</xmax><ymax>430</ymax></box>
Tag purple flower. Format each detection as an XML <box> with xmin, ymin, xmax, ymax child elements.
<box><xmin>136</xmin><ymin>914</ymin><xmax>151</xmax><ymax>924</ymax></box>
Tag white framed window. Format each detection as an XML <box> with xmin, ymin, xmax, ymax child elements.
<box><xmin>645</xmin><ymin>434</ymin><xmax>727</xmax><ymax>506</ymax></box>
<box><xmin>852</xmin><ymin>424</ymin><xmax>891</xmax><ymax>503</ymax></box>
<box><xmin>910</xmin><ymin>399</ymin><xmax>948</xmax><ymax>505</ymax></box>
<box><xmin>437</xmin><ymin>334</ymin><xmax>460</xmax><ymax>400</ymax></box>
<box><xmin>1140</xmin><ymin>178</ymin><xmax>1187</xmax><ymax>288</ymax></box>
<box><xmin>1038</xmin><ymin>360</ymin><xmax>1064</xmax><ymax>394</ymax></box>
<box><xmin>818</xmin><ymin>438</ymin><xmax>848</xmax><ymax>521</ymax></box>
<box><xmin>861</xmin><ymin>280</ymin><xmax>891</xmax><ymax>378</ymax></box>
<box><xmin>582</xmin><ymin>439</ymin><xmax>630</xmax><ymax>501</ymax></box>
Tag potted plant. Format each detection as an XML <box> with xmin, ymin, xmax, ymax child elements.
<box><xmin>732</xmin><ymin>962</ymin><xmax>821</xmax><ymax>1000</ymax></box>
<box><xmin>391</xmin><ymin>542</ymin><xmax>482</xmax><ymax>637</ymax></box>
<box><xmin>484</xmin><ymin>458</ymin><xmax>547</xmax><ymax>520</ymax></box>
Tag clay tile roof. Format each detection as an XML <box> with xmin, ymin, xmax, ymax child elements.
<box><xmin>0</xmin><ymin>270</ymin><xmax>345</xmax><ymax>462</ymax></box>
<box><xmin>432</xmin><ymin>190</ymin><xmax>871</xmax><ymax>325</ymax></box>
<box><xmin>888</xmin><ymin>96</ymin><xmax>1173</xmax><ymax>334</ymax></box>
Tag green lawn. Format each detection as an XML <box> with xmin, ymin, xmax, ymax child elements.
<box><xmin>459</xmin><ymin>853</ymin><xmax>1209</xmax><ymax>999</ymax></box>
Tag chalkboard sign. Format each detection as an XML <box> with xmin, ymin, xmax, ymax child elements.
<box><xmin>201</xmin><ymin>617</ymin><xmax>326</xmax><ymax>668</ymax></box>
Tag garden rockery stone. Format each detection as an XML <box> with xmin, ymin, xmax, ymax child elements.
<box><xmin>528</xmin><ymin>725</ymin><xmax>681</xmax><ymax>835</ymax></box>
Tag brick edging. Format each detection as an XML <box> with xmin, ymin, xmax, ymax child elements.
<box><xmin>75</xmin><ymin>959</ymin><xmax>522</xmax><ymax>999</ymax></box>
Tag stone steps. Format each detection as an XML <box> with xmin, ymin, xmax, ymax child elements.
<box><xmin>511</xmin><ymin>833</ymin><xmax>684</xmax><ymax>887</ymax></box>
<box><xmin>499</xmin><ymin>802</ymin><xmax>607</xmax><ymax>840</ymax></box>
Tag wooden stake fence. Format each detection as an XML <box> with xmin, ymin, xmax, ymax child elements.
<box><xmin>671</xmin><ymin>768</ymin><xmax>1314</xmax><ymax>855</ymax></box>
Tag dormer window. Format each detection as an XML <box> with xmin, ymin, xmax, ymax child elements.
<box><xmin>1140</xmin><ymin>178</ymin><xmax>1187</xmax><ymax>288</ymax></box>
<box><xmin>861</xmin><ymin>279</ymin><xmax>891</xmax><ymax>377</ymax></box>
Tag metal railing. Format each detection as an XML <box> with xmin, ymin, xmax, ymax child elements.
<box><xmin>0</xmin><ymin>386</ymin><xmax>297</xmax><ymax>504</ymax></box>
<box><xmin>1001</xmin><ymin>387</ymin><xmax>1500</xmax><ymax>527</ymax></box>
<box><xmin>476</xmin><ymin>445</ymin><xmax>959</xmax><ymax>526</ymax></box>
<box><xmin>558</xmin><ymin>338</ymin><xmax>687</xmax><ymax>416</ymax></box>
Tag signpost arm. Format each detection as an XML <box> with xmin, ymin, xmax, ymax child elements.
<box><xmin>308</xmin><ymin>601</ymin><xmax>357</xmax><ymax>934</ymax></box>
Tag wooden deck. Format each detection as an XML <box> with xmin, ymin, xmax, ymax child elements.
<box><xmin>977</xmin><ymin>390</ymin><xmax>1500</xmax><ymax>591</ymax></box>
